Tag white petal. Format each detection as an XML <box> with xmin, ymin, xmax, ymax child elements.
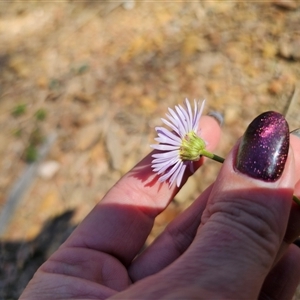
<box><xmin>152</xmin><ymin>150</ymin><xmax>179</xmax><ymax>159</ymax></box>
<box><xmin>179</xmin><ymin>104</ymin><xmax>192</xmax><ymax>132</ymax></box>
<box><xmin>175</xmin><ymin>105</ymin><xmax>189</xmax><ymax>133</ymax></box>
<box><xmin>167</xmin><ymin>111</ymin><xmax>186</xmax><ymax>138</ymax></box>
<box><xmin>166</xmin><ymin>112</ymin><xmax>180</xmax><ymax>129</ymax></box>
<box><xmin>161</xmin><ymin>118</ymin><xmax>180</xmax><ymax>135</ymax></box>
<box><xmin>157</xmin><ymin>127</ymin><xmax>182</xmax><ymax>143</ymax></box>
<box><xmin>192</xmin><ymin>99</ymin><xmax>205</xmax><ymax>131</ymax></box>
<box><xmin>151</xmin><ymin>144</ymin><xmax>180</xmax><ymax>151</ymax></box>
<box><xmin>176</xmin><ymin>163</ymin><xmax>187</xmax><ymax>187</ymax></box>
<box><xmin>152</xmin><ymin>154</ymin><xmax>178</xmax><ymax>165</ymax></box>
<box><xmin>169</xmin><ymin>161</ymin><xmax>184</xmax><ymax>186</ymax></box>
<box><xmin>155</xmin><ymin>137</ymin><xmax>179</xmax><ymax>146</ymax></box>
<box><xmin>152</xmin><ymin>154</ymin><xmax>178</xmax><ymax>163</ymax></box>
<box><xmin>167</xmin><ymin>108</ymin><xmax>182</xmax><ymax>130</ymax></box>
<box><xmin>192</xmin><ymin>99</ymin><xmax>198</xmax><ymax>129</ymax></box>
<box><xmin>185</xmin><ymin>98</ymin><xmax>193</xmax><ymax>126</ymax></box>
<box><xmin>154</xmin><ymin>157</ymin><xmax>180</xmax><ymax>174</ymax></box>
<box><xmin>159</xmin><ymin>160</ymin><xmax>181</xmax><ymax>182</ymax></box>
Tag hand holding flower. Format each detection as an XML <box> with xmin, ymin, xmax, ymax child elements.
<box><xmin>20</xmin><ymin>103</ymin><xmax>300</xmax><ymax>300</ymax></box>
<box><xmin>151</xmin><ymin>99</ymin><xmax>300</xmax><ymax>206</ymax></box>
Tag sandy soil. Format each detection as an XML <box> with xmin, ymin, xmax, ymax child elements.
<box><xmin>0</xmin><ymin>1</ymin><xmax>300</xmax><ymax>298</ymax></box>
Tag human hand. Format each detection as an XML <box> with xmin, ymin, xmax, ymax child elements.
<box><xmin>20</xmin><ymin>113</ymin><xmax>300</xmax><ymax>300</ymax></box>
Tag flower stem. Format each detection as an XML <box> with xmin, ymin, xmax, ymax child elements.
<box><xmin>201</xmin><ymin>149</ymin><xmax>225</xmax><ymax>163</ymax></box>
<box><xmin>293</xmin><ymin>195</ymin><xmax>300</xmax><ymax>206</ymax></box>
<box><xmin>201</xmin><ymin>149</ymin><xmax>300</xmax><ymax>207</ymax></box>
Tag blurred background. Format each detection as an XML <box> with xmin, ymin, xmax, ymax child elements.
<box><xmin>0</xmin><ymin>1</ymin><xmax>300</xmax><ymax>298</ymax></box>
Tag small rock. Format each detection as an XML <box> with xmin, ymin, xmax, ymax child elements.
<box><xmin>73</xmin><ymin>92</ymin><xmax>95</xmax><ymax>103</ymax></box>
<box><xmin>279</xmin><ymin>41</ymin><xmax>293</xmax><ymax>59</ymax></box>
<box><xmin>273</xmin><ymin>0</ymin><xmax>297</xmax><ymax>10</ymax></box>
<box><xmin>38</xmin><ymin>160</ymin><xmax>60</xmax><ymax>180</ymax></box>
<box><xmin>123</xmin><ymin>0</ymin><xmax>135</xmax><ymax>10</ymax></box>
<box><xmin>224</xmin><ymin>105</ymin><xmax>241</xmax><ymax>125</ymax></box>
<box><xmin>279</xmin><ymin>38</ymin><xmax>300</xmax><ymax>61</ymax></box>
<box><xmin>268</xmin><ymin>79</ymin><xmax>283</xmax><ymax>95</ymax></box>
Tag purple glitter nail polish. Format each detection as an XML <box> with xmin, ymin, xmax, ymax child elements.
<box><xmin>236</xmin><ymin>111</ymin><xmax>289</xmax><ymax>181</ymax></box>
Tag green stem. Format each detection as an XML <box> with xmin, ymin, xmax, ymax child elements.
<box><xmin>201</xmin><ymin>149</ymin><xmax>300</xmax><ymax>206</ymax></box>
<box><xmin>201</xmin><ymin>149</ymin><xmax>225</xmax><ymax>163</ymax></box>
<box><xmin>293</xmin><ymin>195</ymin><xmax>300</xmax><ymax>206</ymax></box>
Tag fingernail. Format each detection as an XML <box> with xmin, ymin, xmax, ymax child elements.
<box><xmin>291</xmin><ymin>128</ymin><xmax>300</xmax><ymax>138</ymax></box>
<box><xmin>208</xmin><ymin>111</ymin><xmax>224</xmax><ymax>126</ymax></box>
<box><xmin>236</xmin><ymin>111</ymin><xmax>289</xmax><ymax>182</ymax></box>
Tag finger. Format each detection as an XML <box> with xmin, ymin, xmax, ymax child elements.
<box><xmin>129</xmin><ymin>184</ymin><xmax>214</xmax><ymax>281</ymax></box>
<box><xmin>163</xmin><ymin>111</ymin><xmax>296</xmax><ymax>299</ymax></box>
<box><xmin>259</xmin><ymin>244</ymin><xmax>300</xmax><ymax>300</ymax></box>
<box><xmin>108</xmin><ymin>111</ymin><xmax>297</xmax><ymax>300</ymax></box>
<box><xmin>274</xmin><ymin>133</ymin><xmax>300</xmax><ymax>263</ymax></box>
<box><xmin>129</xmin><ymin>132</ymin><xmax>300</xmax><ymax>283</ymax></box>
<box><xmin>290</xmin><ymin>131</ymin><xmax>300</xmax><ymax>177</ymax></box>
<box><xmin>63</xmin><ymin>115</ymin><xmax>221</xmax><ymax>265</ymax></box>
<box><xmin>283</xmin><ymin>133</ymin><xmax>300</xmax><ymax>244</ymax></box>
<box><xmin>128</xmin><ymin>129</ymin><xmax>300</xmax><ymax>281</ymax></box>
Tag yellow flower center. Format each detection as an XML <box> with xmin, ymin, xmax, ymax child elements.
<box><xmin>180</xmin><ymin>131</ymin><xmax>206</xmax><ymax>161</ymax></box>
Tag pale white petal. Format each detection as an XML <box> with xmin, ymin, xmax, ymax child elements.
<box><xmin>151</xmin><ymin>144</ymin><xmax>180</xmax><ymax>151</ymax></box>
<box><xmin>166</xmin><ymin>111</ymin><xmax>186</xmax><ymax>137</ymax></box>
<box><xmin>185</xmin><ymin>98</ymin><xmax>193</xmax><ymax>128</ymax></box>
<box><xmin>166</xmin><ymin>112</ymin><xmax>186</xmax><ymax>138</ymax></box>
<box><xmin>157</xmin><ymin>127</ymin><xmax>182</xmax><ymax>143</ymax></box>
<box><xmin>176</xmin><ymin>163</ymin><xmax>187</xmax><ymax>187</ymax></box>
<box><xmin>155</xmin><ymin>137</ymin><xmax>179</xmax><ymax>146</ymax></box>
<box><xmin>152</xmin><ymin>150</ymin><xmax>179</xmax><ymax>159</ymax></box>
<box><xmin>169</xmin><ymin>161</ymin><xmax>184</xmax><ymax>187</ymax></box>
<box><xmin>154</xmin><ymin>157</ymin><xmax>179</xmax><ymax>174</ymax></box>
<box><xmin>192</xmin><ymin>99</ymin><xmax>205</xmax><ymax>131</ymax></box>
<box><xmin>179</xmin><ymin>104</ymin><xmax>192</xmax><ymax>132</ymax></box>
<box><xmin>192</xmin><ymin>99</ymin><xmax>198</xmax><ymax>129</ymax></box>
<box><xmin>175</xmin><ymin>105</ymin><xmax>189</xmax><ymax>133</ymax></box>
<box><xmin>152</xmin><ymin>154</ymin><xmax>179</xmax><ymax>165</ymax></box>
<box><xmin>159</xmin><ymin>161</ymin><xmax>180</xmax><ymax>182</ymax></box>
<box><xmin>153</xmin><ymin>153</ymin><xmax>178</xmax><ymax>163</ymax></box>
<box><xmin>161</xmin><ymin>118</ymin><xmax>180</xmax><ymax>135</ymax></box>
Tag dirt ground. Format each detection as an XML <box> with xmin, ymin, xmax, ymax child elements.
<box><xmin>1</xmin><ymin>1</ymin><xmax>300</xmax><ymax>299</ymax></box>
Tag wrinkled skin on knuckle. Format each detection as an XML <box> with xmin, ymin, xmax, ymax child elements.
<box><xmin>201</xmin><ymin>192</ymin><xmax>283</xmax><ymax>268</ymax></box>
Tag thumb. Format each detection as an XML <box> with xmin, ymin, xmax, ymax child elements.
<box><xmin>179</xmin><ymin>111</ymin><xmax>295</xmax><ymax>299</ymax></box>
<box><xmin>108</xmin><ymin>111</ymin><xmax>296</xmax><ymax>300</ymax></box>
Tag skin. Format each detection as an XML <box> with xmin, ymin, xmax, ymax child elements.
<box><xmin>20</xmin><ymin>116</ymin><xmax>300</xmax><ymax>300</ymax></box>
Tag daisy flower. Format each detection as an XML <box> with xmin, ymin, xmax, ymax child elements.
<box><xmin>150</xmin><ymin>100</ymin><xmax>300</xmax><ymax>209</ymax></box>
<box><xmin>151</xmin><ymin>99</ymin><xmax>210</xmax><ymax>187</ymax></box>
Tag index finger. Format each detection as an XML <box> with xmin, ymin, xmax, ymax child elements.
<box><xmin>63</xmin><ymin>115</ymin><xmax>221</xmax><ymax>265</ymax></box>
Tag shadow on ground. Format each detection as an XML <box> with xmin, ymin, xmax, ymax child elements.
<box><xmin>0</xmin><ymin>210</ymin><xmax>76</xmax><ymax>300</ymax></box>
